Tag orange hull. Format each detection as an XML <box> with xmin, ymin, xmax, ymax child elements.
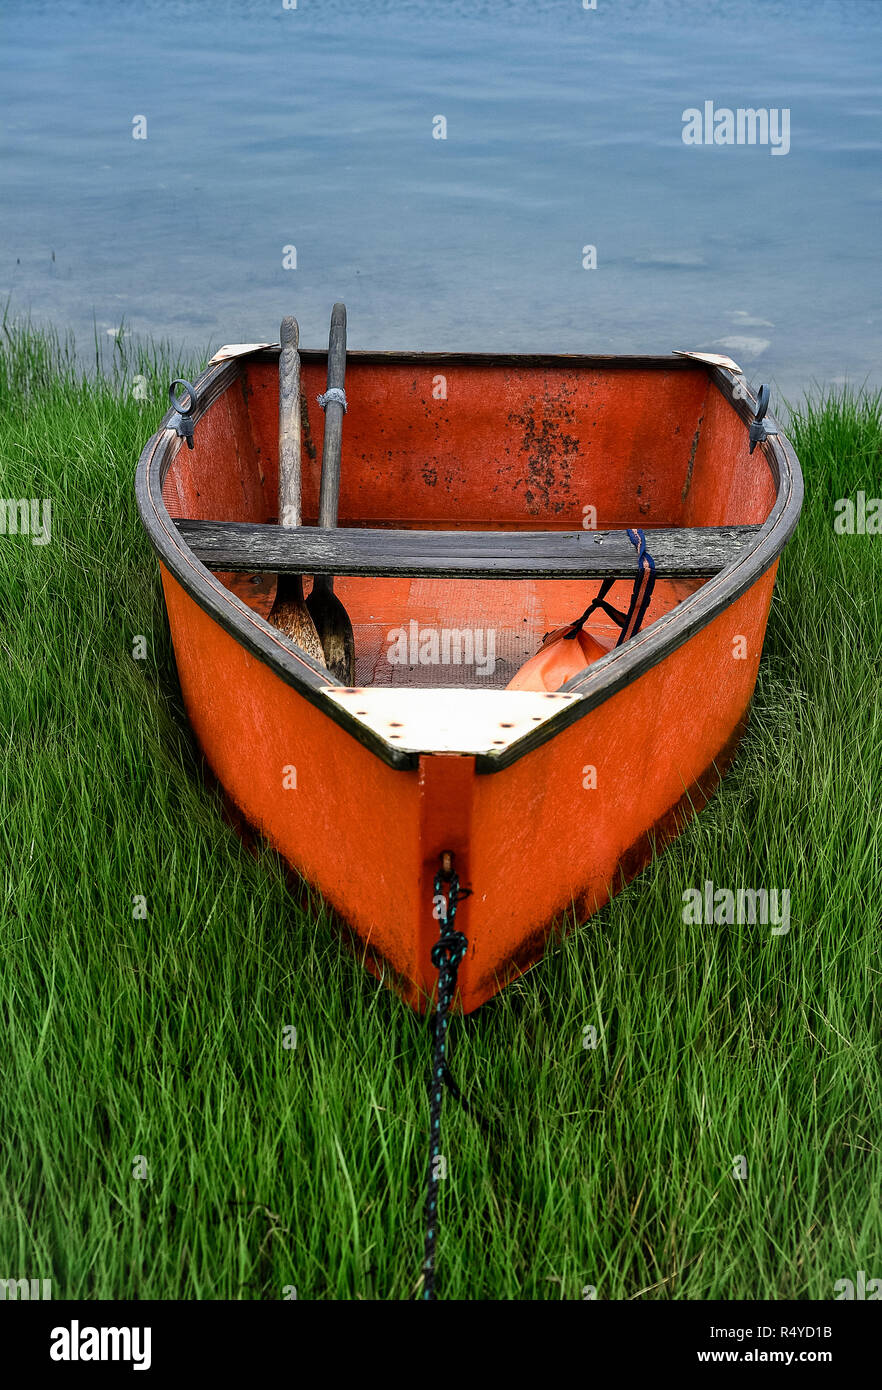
<box><xmin>136</xmin><ymin>347</ymin><xmax>802</xmax><ymax>1012</ymax></box>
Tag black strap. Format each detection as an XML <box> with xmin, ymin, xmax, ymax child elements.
<box><xmin>560</xmin><ymin>528</ymin><xmax>656</xmax><ymax>649</ymax></box>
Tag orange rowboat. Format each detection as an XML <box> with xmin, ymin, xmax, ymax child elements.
<box><xmin>135</xmin><ymin>343</ymin><xmax>802</xmax><ymax>1014</ymax></box>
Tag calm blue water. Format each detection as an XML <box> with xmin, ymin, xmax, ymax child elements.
<box><xmin>2</xmin><ymin>0</ymin><xmax>881</xmax><ymax>400</ymax></box>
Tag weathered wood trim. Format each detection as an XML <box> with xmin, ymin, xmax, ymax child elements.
<box><xmin>134</xmin><ymin>352</ymin><xmax>803</xmax><ymax>775</ymax></box>
<box><xmin>176</xmin><ymin>519</ymin><xmax>761</xmax><ymax>580</ymax></box>
<box><xmin>263</xmin><ymin>349</ymin><xmax>712</xmax><ymax>371</ymax></box>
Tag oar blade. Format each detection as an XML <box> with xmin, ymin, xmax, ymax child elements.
<box><xmin>273</xmin><ymin>591</ymin><xmax>328</xmax><ymax>664</ymax></box>
<box><xmin>307</xmin><ymin>585</ymin><xmax>356</xmax><ymax>683</ymax></box>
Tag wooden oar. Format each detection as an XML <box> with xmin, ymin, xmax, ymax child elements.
<box><xmin>306</xmin><ymin>302</ymin><xmax>356</xmax><ymax>684</ymax></box>
<box><xmin>267</xmin><ymin>316</ymin><xmax>326</xmax><ymax>665</ymax></box>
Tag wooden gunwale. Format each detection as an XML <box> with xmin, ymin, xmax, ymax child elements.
<box><xmin>134</xmin><ymin>351</ymin><xmax>803</xmax><ymax>775</ymax></box>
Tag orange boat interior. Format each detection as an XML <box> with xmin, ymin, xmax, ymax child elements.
<box><xmin>160</xmin><ymin>358</ymin><xmax>778</xmax><ymax>689</ymax></box>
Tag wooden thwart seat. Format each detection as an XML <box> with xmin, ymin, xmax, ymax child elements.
<box><xmin>176</xmin><ymin>519</ymin><xmax>761</xmax><ymax>580</ymax></box>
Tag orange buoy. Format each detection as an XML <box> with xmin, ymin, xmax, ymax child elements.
<box><xmin>506</xmin><ymin>621</ymin><xmax>610</xmax><ymax>691</ymax></box>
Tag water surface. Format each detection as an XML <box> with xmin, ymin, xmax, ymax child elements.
<box><xmin>2</xmin><ymin>0</ymin><xmax>881</xmax><ymax>399</ymax></box>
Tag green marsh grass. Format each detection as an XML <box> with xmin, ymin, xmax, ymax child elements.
<box><xmin>0</xmin><ymin>320</ymin><xmax>880</xmax><ymax>1299</ymax></box>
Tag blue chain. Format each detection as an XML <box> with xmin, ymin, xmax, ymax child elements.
<box><xmin>422</xmin><ymin>855</ymin><xmax>470</xmax><ymax>1301</ymax></box>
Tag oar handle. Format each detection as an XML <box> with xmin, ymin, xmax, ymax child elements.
<box><xmin>278</xmin><ymin>315</ymin><xmax>302</xmax><ymax>529</ymax></box>
<box><xmin>317</xmin><ymin>303</ymin><xmax>347</xmax><ymax>531</ymax></box>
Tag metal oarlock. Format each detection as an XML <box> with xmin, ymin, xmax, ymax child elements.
<box><xmin>169</xmin><ymin>379</ymin><xmax>198</xmax><ymax>449</ymax></box>
<box><xmin>749</xmin><ymin>382</ymin><xmax>771</xmax><ymax>455</ymax></box>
